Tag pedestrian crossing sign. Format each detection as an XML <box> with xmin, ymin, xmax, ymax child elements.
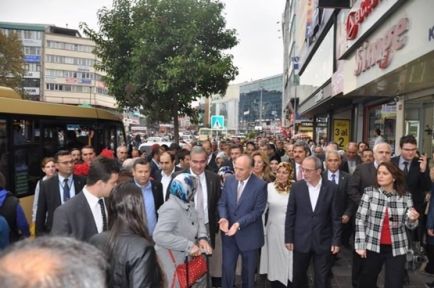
<box><xmin>211</xmin><ymin>115</ymin><xmax>225</xmax><ymax>129</ymax></box>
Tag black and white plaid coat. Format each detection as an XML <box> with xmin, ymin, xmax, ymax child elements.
<box><xmin>355</xmin><ymin>186</ymin><xmax>418</xmax><ymax>256</ymax></box>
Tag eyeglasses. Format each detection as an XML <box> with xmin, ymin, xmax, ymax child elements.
<box><xmin>57</xmin><ymin>160</ymin><xmax>74</xmax><ymax>165</ymax></box>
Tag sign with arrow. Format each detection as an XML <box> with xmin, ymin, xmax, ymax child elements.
<box><xmin>210</xmin><ymin>115</ymin><xmax>224</xmax><ymax>129</ymax></box>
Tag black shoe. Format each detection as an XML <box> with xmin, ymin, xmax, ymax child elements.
<box><xmin>425</xmin><ymin>281</ymin><xmax>434</xmax><ymax>288</ymax></box>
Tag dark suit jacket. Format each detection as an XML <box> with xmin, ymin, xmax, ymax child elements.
<box><xmin>154</xmin><ymin>166</ymin><xmax>182</xmax><ymax>183</ymax></box>
<box><xmin>51</xmin><ymin>192</ymin><xmax>98</xmax><ymax>242</ymax></box>
<box><xmin>206</xmin><ymin>153</ymin><xmax>219</xmax><ymax>173</ymax></box>
<box><xmin>392</xmin><ymin>156</ymin><xmax>431</xmax><ymax>213</ymax></box>
<box><xmin>171</xmin><ymin>169</ymin><xmax>221</xmax><ymax>247</ymax></box>
<box><xmin>218</xmin><ymin>174</ymin><xmax>267</xmax><ymax>251</ymax></box>
<box><xmin>340</xmin><ymin>155</ymin><xmax>362</xmax><ymax>174</ymax></box>
<box><xmin>322</xmin><ymin>170</ymin><xmax>353</xmax><ymax>217</ymax></box>
<box><xmin>150</xmin><ymin>180</ymin><xmax>164</xmax><ymax>219</ymax></box>
<box><xmin>285</xmin><ymin>180</ymin><xmax>341</xmax><ymax>254</ymax></box>
<box><xmin>348</xmin><ymin>162</ymin><xmax>378</xmax><ymax>217</ymax></box>
<box><xmin>35</xmin><ymin>175</ymin><xmax>85</xmax><ymax>235</ymax></box>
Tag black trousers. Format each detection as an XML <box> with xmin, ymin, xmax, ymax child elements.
<box><xmin>293</xmin><ymin>250</ymin><xmax>331</xmax><ymax>288</ymax></box>
<box><xmin>358</xmin><ymin>245</ymin><xmax>406</xmax><ymax>288</ymax></box>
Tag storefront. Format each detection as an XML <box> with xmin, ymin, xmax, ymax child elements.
<box><xmin>341</xmin><ymin>0</ymin><xmax>434</xmax><ymax>153</ymax></box>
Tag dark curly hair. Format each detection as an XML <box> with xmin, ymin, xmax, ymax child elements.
<box><xmin>376</xmin><ymin>162</ymin><xmax>406</xmax><ymax>197</ymax></box>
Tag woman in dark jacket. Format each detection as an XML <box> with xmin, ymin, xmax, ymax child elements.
<box><xmin>90</xmin><ymin>182</ymin><xmax>161</xmax><ymax>288</ymax></box>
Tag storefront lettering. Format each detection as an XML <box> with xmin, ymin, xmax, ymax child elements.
<box><xmin>354</xmin><ymin>17</ymin><xmax>408</xmax><ymax>76</ymax></box>
<box><xmin>429</xmin><ymin>25</ymin><xmax>434</xmax><ymax>41</ymax></box>
<box><xmin>346</xmin><ymin>0</ymin><xmax>381</xmax><ymax>40</ymax></box>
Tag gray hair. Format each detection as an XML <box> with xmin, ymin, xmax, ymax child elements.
<box><xmin>325</xmin><ymin>150</ymin><xmax>341</xmax><ymax>161</ymax></box>
<box><xmin>303</xmin><ymin>156</ymin><xmax>323</xmax><ymax>170</ymax></box>
<box><xmin>190</xmin><ymin>145</ymin><xmax>207</xmax><ymax>156</ymax></box>
<box><xmin>373</xmin><ymin>142</ymin><xmax>392</xmax><ymax>153</ymax></box>
<box><xmin>0</xmin><ymin>236</ymin><xmax>108</xmax><ymax>288</ymax></box>
<box><xmin>293</xmin><ymin>140</ymin><xmax>311</xmax><ymax>155</ymax></box>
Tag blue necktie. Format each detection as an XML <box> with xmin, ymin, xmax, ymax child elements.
<box><xmin>63</xmin><ymin>178</ymin><xmax>70</xmax><ymax>202</ymax></box>
<box><xmin>331</xmin><ymin>173</ymin><xmax>337</xmax><ymax>184</ymax></box>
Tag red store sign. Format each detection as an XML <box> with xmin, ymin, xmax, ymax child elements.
<box><xmin>354</xmin><ymin>17</ymin><xmax>409</xmax><ymax>76</ymax></box>
<box><xmin>346</xmin><ymin>0</ymin><xmax>382</xmax><ymax>40</ymax></box>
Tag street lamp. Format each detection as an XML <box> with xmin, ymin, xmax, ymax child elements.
<box><xmin>259</xmin><ymin>86</ymin><xmax>263</xmax><ymax>127</ymax></box>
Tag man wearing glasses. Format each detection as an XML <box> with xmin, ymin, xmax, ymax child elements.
<box><xmin>35</xmin><ymin>150</ymin><xmax>85</xmax><ymax>235</ymax></box>
<box><xmin>285</xmin><ymin>156</ymin><xmax>341</xmax><ymax>288</ymax></box>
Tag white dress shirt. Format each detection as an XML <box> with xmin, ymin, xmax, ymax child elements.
<box><xmin>161</xmin><ymin>167</ymin><xmax>175</xmax><ymax>200</ymax></box>
<box><xmin>327</xmin><ymin>170</ymin><xmax>340</xmax><ymax>185</ymax></box>
<box><xmin>191</xmin><ymin>169</ymin><xmax>209</xmax><ymax>224</ymax></box>
<box><xmin>58</xmin><ymin>174</ymin><xmax>76</xmax><ymax>204</ymax></box>
<box><xmin>307</xmin><ymin>178</ymin><xmax>322</xmax><ymax>211</ymax></box>
<box><xmin>82</xmin><ymin>187</ymin><xmax>107</xmax><ymax>233</ymax></box>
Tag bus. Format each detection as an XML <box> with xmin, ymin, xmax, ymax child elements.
<box><xmin>198</xmin><ymin>127</ymin><xmax>227</xmax><ymax>140</ymax></box>
<box><xmin>0</xmin><ymin>87</ymin><xmax>125</xmax><ymax>222</ymax></box>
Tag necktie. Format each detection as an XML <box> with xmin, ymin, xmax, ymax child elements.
<box><xmin>297</xmin><ymin>167</ymin><xmax>303</xmax><ymax>181</ymax></box>
<box><xmin>98</xmin><ymin>199</ymin><xmax>108</xmax><ymax>232</ymax></box>
<box><xmin>237</xmin><ymin>181</ymin><xmax>244</xmax><ymax>203</ymax></box>
<box><xmin>403</xmin><ymin>161</ymin><xmax>409</xmax><ymax>176</ymax></box>
<box><xmin>331</xmin><ymin>173</ymin><xmax>337</xmax><ymax>184</ymax></box>
<box><xmin>196</xmin><ymin>178</ymin><xmax>205</xmax><ymax>222</ymax></box>
<box><xmin>63</xmin><ymin>178</ymin><xmax>70</xmax><ymax>202</ymax></box>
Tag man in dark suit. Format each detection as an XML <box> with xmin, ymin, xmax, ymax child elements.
<box><xmin>203</xmin><ymin>139</ymin><xmax>219</xmax><ymax>173</ymax></box>
<box><xmin>285</xmin><ymin>156</ymin><xmax>341</xmax><ymax>288</ymax></box>
<box><xmin>349</xmin><ymin>142</ymin><xmax>392</xmax><ymax>287</ymax></box>
<box><xmin>132</xmin><ymin>158</ymin><xmax>164</xmax><ymax>236</ymax></box>
<box><xmin>341</xmin><ymin>142</ymin><xmax>362</xmax><ymax>175</ymax></box>
<box><xmin>218</xmin><ymin>154</ymin><xmax>267</xmax><ymax>288</ymax></box>
<box><xmin>51</xmin><ymin>156</ymin><xmax>120</xmax><ymax>242</ymax></box>
<box><xmin>221</xmin><ymin>144</ymin><xmax>243</xmax><ymax>172</ymax></box>
<box><xmin>35</xmin><ymin>150</ymin><xmax>85</xmax><ymax>235</ymax></box>
<box><xmin>155</xmin><ymin>151</ymin><xmax>182</xmax><ymax>200</ymax></box>
<box><xmin>292</xmin><ymin>140</ymin><xmax>310</xmax><ymax>181</ymax></box>
<box><xmin>392</xmin><ymin>135</ymin><xmax>431</xmax><ymax>241</ymax></box>
<box><xmin>322</xmin><ymin>150</ymin><xmax>353</xmax><ymax>247</ymax></box>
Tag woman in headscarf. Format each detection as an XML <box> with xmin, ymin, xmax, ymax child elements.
<box><xmin>153</xmin><ymin>173</ymin><xmax>212</xmax><ymax>288</ymax></box>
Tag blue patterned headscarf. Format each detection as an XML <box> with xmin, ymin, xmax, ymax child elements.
<box><xmin>169</xmin><ymin>173</ymin><xmax>198</xmax><ymax>203</ymax></box>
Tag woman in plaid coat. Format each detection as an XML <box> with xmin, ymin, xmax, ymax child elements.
<box><xmin>355</xmin><ymin>161</ymin><xmax>419</xmax><ymax>288</ymax></box>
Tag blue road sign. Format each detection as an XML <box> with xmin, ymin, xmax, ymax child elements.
<box><xmin>210</xmin><ymin>115</ymin><xmax>225</xmax><ymax>129</ymax></box>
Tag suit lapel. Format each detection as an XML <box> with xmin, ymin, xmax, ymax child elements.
<box><xmin>53</xmin><ymin>176</ymin><xmax>61</xmax><ymax>205</ymax></box>
<box><xmin>301</xmin><ymin>182</ymin><xmax>314</xmax><ymax>212</ymax></box>
<box><xmin>314</xmin><ymin>182</ymin><xmax>327</xmax><ymax>213</ymax></box>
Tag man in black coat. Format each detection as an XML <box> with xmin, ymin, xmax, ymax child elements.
<box><xmin>36</xmin><ymin>150</ymin><xmax>85</xmax><ymax>235</ymax></box>
<box><xmin>392</xmin><ymin>135</ymin><xmax>431</xmax><ymax>241</ymax></box>
<box><xmin>322</xmin><ymin>150</ymin><xmax>353</xmax><ymax>247</ymax></box>
<box><xmin>51</xmin><ymin>157</ymin><xmax>120</xmax><ymax>242</ymax></box>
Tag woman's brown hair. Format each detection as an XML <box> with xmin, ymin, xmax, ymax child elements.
<box><xmin>376</xmin><ymin>161</ymin><xmax>406</xmax><ymax>197</ymax></box>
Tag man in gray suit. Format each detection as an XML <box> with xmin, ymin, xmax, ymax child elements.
<box><xmin>51</xmin><ymin>157</ymin><xmax>120</xmax><ymax>242</ymax></box>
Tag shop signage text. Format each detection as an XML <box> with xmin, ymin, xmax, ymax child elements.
<box><xmin>429</xmin><ymin>25</ymin><xmax>434</xmax><ymax>41</ymax></box>
<box><xmin>354</xmin><ymin>17</ymin><xmax>409</xmax><ymax>76</ymax></box>
<box><xmin>346</xmin><ymin>0</ymin><xmax>383</xmax><ymax>40</ymax></box>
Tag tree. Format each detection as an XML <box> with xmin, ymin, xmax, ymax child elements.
<box><xmin>0</xmin><ymin>31</ymin><xmax>24</xmax><ymax>90</ymax></box>
<box><xmin>82</xmin><ymin>0</ymin><xmax>238</xmax><ymax>142</ymax></box>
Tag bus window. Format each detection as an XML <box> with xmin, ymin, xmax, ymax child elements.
<box><xmin>0</xmin><ymin>119</ymin><xmax>8</xmax><ymax>189</ymax></box>
<box><xmin>14</xmin><ymin>145</ymin><xmax>42</xmax><ymax>196</ymax></box>
<box><xmin>13</xmin><ymin>120</ymin><xmax>38</xmax><ymax>145</ymax></box>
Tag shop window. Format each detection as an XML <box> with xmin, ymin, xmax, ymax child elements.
<box><xmin>366</xmin><ymin>102</ymin><xmax>396</xmax><ymax>151</ymax></box>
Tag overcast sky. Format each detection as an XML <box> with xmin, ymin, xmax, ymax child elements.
<box><xmin>0</xmin><ymin>0</ymin><xmax>284</xmax><ymax>84</ymax></box>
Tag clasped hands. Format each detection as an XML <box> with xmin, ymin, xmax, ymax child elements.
<box><xmin>218</xmin><ymin>218</ymin><xmax>239</xmax><ymax>236</ymax></box>
<box><xmin>190</xmin><ymin>239</ymin><xmax>212</xmax><ymax>256</ymax></box>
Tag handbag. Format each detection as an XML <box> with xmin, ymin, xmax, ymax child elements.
<box><xmin>168</xmin><ymin>250</ymin><xmax>207</xmax><ymax>288</ymax></box>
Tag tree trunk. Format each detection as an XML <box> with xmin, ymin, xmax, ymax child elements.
<box><xmin>173</xmin><ymin>95</ymin><xmax>179</xmax><ymax>144</ymax></box>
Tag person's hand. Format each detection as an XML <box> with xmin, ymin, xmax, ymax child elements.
<box><xmin>342</xmin><ymin>215</ymin><xmax>350</xmax><ymax>224</ymax></box>
<box><xmin>285</xmin><ymin>243</ymin><xmax>294</xmax><ymax>251</ymax></box>
<box><xmin>356</xmin><ymin>249</ymin><xmax>367</xmax><ymax>258</ymax></box>
<box><xmin>189</xmin><ymin>244</ymin><xmax>201</xmax><ymax>256</ymax></box>
<box><xmin>331</xmin><ymin>245</ymin><xmax>340</xmax><ymax>254</ymax></box>
<box><xmin>419</xmin><ymin>154</ymin><xmax>428</xmax><ymax>173</ymax></box>
<box><xmin>218</xmin><ymin>218</ymin><xmax>229</xmax><ymax>233</ymax></box>
<box><xmin>198</xmin><ymin>239</ymin><xmax>212</xmax><ymax>255</ymax></box>
<box><xmin>428</xmin><ymin>229</ymin><xmax>434</xmax><ymax>237</ymax></box>
<box><xmin>407</xmin><ymin>207</ymin><xmax>420</xmax><ymax>221</ymax></box>
<box><xmin>226</xmin><ymin>222</ymin><xmax>240</xmax><ymax>236</ymax></box>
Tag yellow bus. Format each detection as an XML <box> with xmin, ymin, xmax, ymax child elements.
<box><xmin>0</xmin><ymin>87</ymin><xmax>125</xmax><ymax>222</ymax></box>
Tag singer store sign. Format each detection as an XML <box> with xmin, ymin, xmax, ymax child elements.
<box><xmin>354</xmin><ymin>17</ymin><xmax>409</xmax><ymax>76</ymax></box>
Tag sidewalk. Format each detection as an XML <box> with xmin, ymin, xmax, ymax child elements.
<box><xmin>251</xmin><ymin>246</ymin><xmax>434</xmax><ymax>287</ymax></box>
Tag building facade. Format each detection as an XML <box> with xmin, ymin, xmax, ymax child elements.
<box><xmin>239</xmin><ymin>75</ymin><xmax>283</xmax><ymax>134</ymax></box>
<box><xmin>0</xmin><ymin>22</ymin><xmax>117</xmax><ymax>110</ymax></box>
<box><xmin>283</xmin><ymin>0</ymin><xmax>434</xmax><ymax>153</ymax></box>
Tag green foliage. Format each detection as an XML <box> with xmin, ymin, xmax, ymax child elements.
<box><xmin>82</xmin><ymin>0</ymin><xmax>238</xmax><ymax>140</ymax></box>
<box><xmin>0</xmin><ymin>31</ymin><xmax>24</xmax><ymax>90</ymax></box>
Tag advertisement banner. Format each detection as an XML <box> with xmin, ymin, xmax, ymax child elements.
<box><xmin>333</xmin><ymin>119</ymin><xmax>350</xmax><ymax>149</ymax></box>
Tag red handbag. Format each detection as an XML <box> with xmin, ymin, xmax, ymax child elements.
<box><xmin>168</xmin><ymin>250</ymin><xmax>208</xmax><ymax>288</ymax></box>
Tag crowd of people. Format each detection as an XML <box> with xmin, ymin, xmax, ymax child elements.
<box><xmin>1</xmin><ymin>134</ymin><xmax>434</xmax><ymax>287</ymax></box>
